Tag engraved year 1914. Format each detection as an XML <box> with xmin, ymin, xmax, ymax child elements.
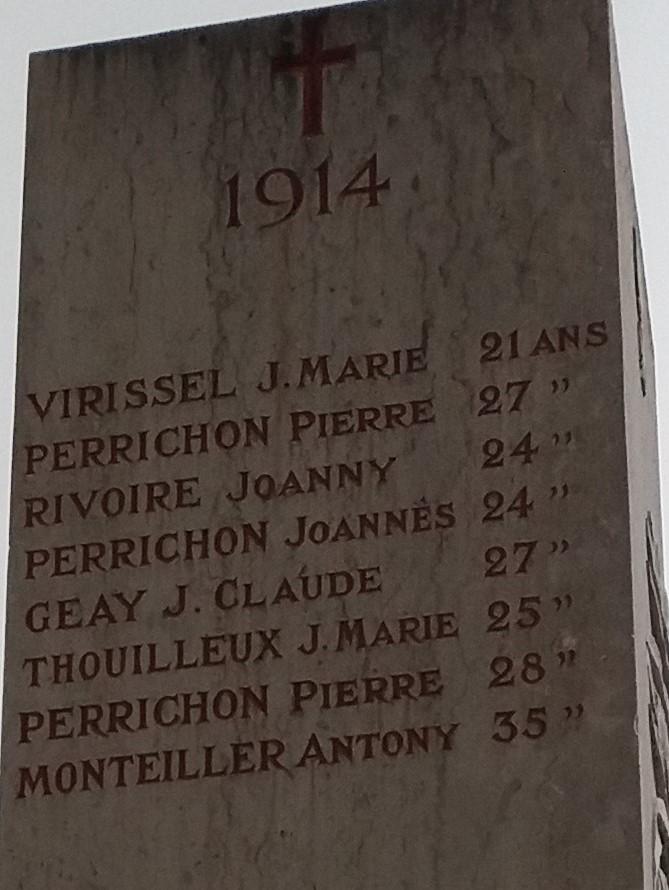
<box><xmin>224</xmin><ymin>154</ymin><xmax>390</xmax><ymax>229</ymax></box>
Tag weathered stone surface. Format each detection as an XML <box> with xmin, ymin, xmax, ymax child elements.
<box><xmin>0</xmin><ymin>1</ymin><xmax>664</xmax><ymax>887</ymax></box>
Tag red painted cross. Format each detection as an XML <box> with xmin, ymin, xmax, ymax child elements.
<box><xmin>272</xmin><ymin>13</ymin><xmax>356</xmax><ymax>137</ymax></box>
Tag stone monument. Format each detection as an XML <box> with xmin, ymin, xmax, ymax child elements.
<box><xmin>1</xmin><ymin>0</ymin><xmax>666</xmax><ymax>887</ymax></box>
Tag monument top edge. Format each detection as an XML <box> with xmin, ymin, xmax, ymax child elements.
<box><xmin>28</xmin><ymin>0</ymin><xmax>375</xmax><ymax>60</ymax></box>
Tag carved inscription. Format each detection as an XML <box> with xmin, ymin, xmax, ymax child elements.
<box><xmin>475</xmin><ymin>318</ymin><xmax>607</xmax><ymax>750</ymax></box>
<box><xmin>4</xmin><ymin>18</ymin><xmax>615</xmax><ymax>801</ymax></box>
<box><xmin>9</xmin><ymin>308</ymin><xmax>611</xmax><ymax>802</ymax></box>
<box><xmin>272</xmin><ymin>12</ymin><xmax>356</xmax><ymax>138</ymax></box>
<box><xmin>225</xmin><ymin>155</ymin><xmax>391</xmax><ymax>229</ymax></box>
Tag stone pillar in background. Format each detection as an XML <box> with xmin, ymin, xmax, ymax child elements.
<box><xmin>1</xmin><ymin>1</ymin><xmax>666</xmax><ymax>887</ymax></box>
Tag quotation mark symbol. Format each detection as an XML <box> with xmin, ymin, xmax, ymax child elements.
<box><xmin>553</xmin><ymin>594</ymin><xmax>574</xmax><ymax>611</ymax></box>
<box><xmin>550</xmin><ymin>484</ymin><xmax>570</xmax><ymax>500</ymax></box>
<box><xmin>552</xmin><ymin>431</ymin><xmax>574</xmax><ymax>447</ymax></box>
<box><xmin>558</xmin><ymin>649</ymin><xmax>577</xmax><ymax>667</ymax></box>
<box><xmin>564</xmin><ymin>704</ymin><xmax>585</xmax><ymax>721</ymax></box>
<box><xmin>550</xmin><ymin>540</ymin><xmax>570</xmax><ymax>555</ymax></box>
<box><xmin>551</xmin><ymin>377</ymin><xmax>570</xmax><ymax>394</ymax></box>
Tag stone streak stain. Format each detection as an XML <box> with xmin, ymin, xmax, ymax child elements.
<box><xmin>633</xmin><ymin>226</ymin><xmax>648</xmax><ymax>398</ymax></box>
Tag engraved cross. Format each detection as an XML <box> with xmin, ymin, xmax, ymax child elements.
<box><xmin>272</xmin><ymin>13</ymin><xmax>356</xmax><ymax>137</ymax></box>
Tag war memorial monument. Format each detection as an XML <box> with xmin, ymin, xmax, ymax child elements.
<box><xmin>1</xmin><ymin>0</ymin><xmax>667</xmax><ymax>887</ymax></box>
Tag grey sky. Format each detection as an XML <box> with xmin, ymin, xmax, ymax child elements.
<box><xmin>0</xmin><ymin>0</ymin><xmax>667</xmax><ymax>665</ymax></box>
